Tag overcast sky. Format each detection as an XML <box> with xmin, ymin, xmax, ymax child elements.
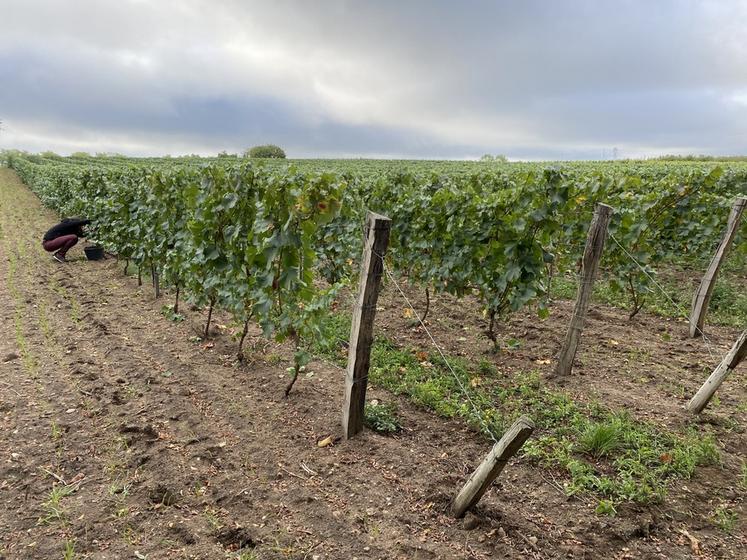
<box><xmin>1</xmin><ymin>0</ymin><xmax>746</xmax><ymax>160</ymax></box>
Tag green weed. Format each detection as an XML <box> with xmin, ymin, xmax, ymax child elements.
<box><xmin>203</xmin><ymin>508</ymin><xmax>222</xmax><ymax>531</ymax></box>
<box><xmin>39</xmin><ymin>484</ymin><xmax>74</xmax><ymax>524</ymax></box>
<box><xmin>51</xmin><ymin>420</ymin><xmax>63</xmax><ymax>442</ymax></box>
<box><xmin>62</xmin><ymin>539</ymin><xmax>76</xmax><ymax>560</ymax></box>
<box><xmin>364</xmin><ymin>402</ymin><xmax>402</xmax><ymax>434</ymax></box>
<box><xmin>478</xmin><ymin>358</ymin><xmax>497</xmax><ymax>376</ymax></box>
<box><xmin>595</xmin><ymin>499</ymin><xmax>617</xmax><ymax>516</ymax></box>
<box><xmin>161</xmin><ymin>305</ymin><xmax>184</xmax><ymax>323</ymax></box>
<box><xmin>578</xmin><ymin>419</ymin><xmax>623</xmax><ymax>458</ymax></box>
<box><xmin>712</xmin><ymin>504</ymin><xmax>738</xmax><ymax>533</ymax></box>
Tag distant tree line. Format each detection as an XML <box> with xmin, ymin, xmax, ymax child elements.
<box><xmin>655</xmin><ymin>154</ymin><xmax>747</xmax><ymax>162</ymax></box>
<box><xmin>479</xmin><ymin>154</ymin><xmax>508</xmax><ymax>162</ymax></box>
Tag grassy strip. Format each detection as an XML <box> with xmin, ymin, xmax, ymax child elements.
<box><xmin>315</xmin><ymin>312</ymin><xmax>719</xmax><ymax>509</ymax></box>
<box><xmin>551</xmin><ymin>262</ymin><xmax>747</xmax><ymax>328</ymax></box>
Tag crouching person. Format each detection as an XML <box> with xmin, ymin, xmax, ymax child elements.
<box><xmin>42</xmin><ymin>217</ymin><xmax>91</xmax><ymax>263</ymax></box>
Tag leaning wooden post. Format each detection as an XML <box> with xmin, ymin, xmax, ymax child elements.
<box><xmin>687</xmin><ymin>330</ymin><xmax>747</xmax><ymax>414</ymax></box>
<box><xmin>450</xmin><ymin>416</ymin><xmax>535</xmax><ymax>518</ymax></box>
<box><xmin>342</xmin><ymin>212</ymin><xmax>391</xmax><ymax>439</ymax></box>
<box><xmin>553</xmin><ymin>203</ymin><xmax>613</xmax><ymax>377</ymax></box>
<box><xmin>689</xmin><ymin>197</ymin><xmax>747</xmax><ymax>338</ymax></box>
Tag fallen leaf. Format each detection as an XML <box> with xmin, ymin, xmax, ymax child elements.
<box><xmin>608</xmin><ymin>339</ymin><xmax>619</xmax><ymax>346</ymax></box>
<box><xmin>415</xmin><ymin>351</ymin><xmax>428</xmax><ymax>362</ymax></box>
<box><xmin>659</xmin><ymin>453</ymin><xmax>672</xmax><ymax>463</ymax></box>
<box><xmin>535</xmin><ymin>359</ymin><xmax>551</xmax><ymax>365</ymax></box>
<box><xmin>678</xmin><ymin>529</ymin><xmax>700</xmax><ymax>555</ymax></box>
<box><xmin>317</xmin><ymin>436</ymin><xmax>333</xmax><ymax>448</ymax></box>
<box><xmin>403</xmin><ymin>308</ymin><xmax>413</xmax><ymax>319</ymax></box>
<box><xmin>67</xmin><ymin>472</ymin><xmax>86</xmax><ymax>485</ymax></box>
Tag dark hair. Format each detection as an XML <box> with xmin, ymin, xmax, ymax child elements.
<box><xmin>61</xmin><ymin>217</ymin><xmax>91</xmax><ymax>225</ymax></box>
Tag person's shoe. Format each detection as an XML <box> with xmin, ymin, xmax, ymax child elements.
<box><xmin>52</xmin><ymin>252</ymin><xmax>66</xmax><ymax>263</ymax></box>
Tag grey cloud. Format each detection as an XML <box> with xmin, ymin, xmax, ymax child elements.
<box><xmin>1</xmin><ymin>0</ymin><xmax>746</xmax><ymax>158</ymax></box>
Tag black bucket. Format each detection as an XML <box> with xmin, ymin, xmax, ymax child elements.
<box><xmin>84</xmin><ymin>245</ymin><xmax>105</xmax><ymax>261</ymax></box>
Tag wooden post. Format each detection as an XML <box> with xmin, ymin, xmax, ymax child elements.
<box><xmin>687</xmin><ymin>331</ymin><xmax>747</xmax><ymax>414</ymax></box>
<box><xmin>553</xmin><ymin>203</ymin><xmax>613</xmax><ymax>377</ymax></box>
<box><xmin>689</xmin><ymin>197</ymin><xmax>747</xmax><ymax>338</ymax></box>
<box><xmin>450</xmin><ymin>416</ymin><xmax>535</xmax><ymax>518</ymax></box>
<box><xmin>342</xmin><ymin>212</ymin><xmax>391</xmax><ymax>439</ymax></box>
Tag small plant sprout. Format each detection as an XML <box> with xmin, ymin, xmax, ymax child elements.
<box><xmin>364</xmin><ymin>401</ymin><xmax>402</xmax><ymax>434</ymax></box>
<box><xmin>595</xmin><ymin>499</ymin><xmax>617</xmax><ymax>516</ymax></box>
<box><xmin>51</xmin><ymin>420</ymin><xmax>62</xmax><ymax>441</ymax></box>
<box><xmin>63</xmin><ymin>539</ymin><xmax>76</xmax><ymax>560</ymax></box>
<box><xmin>39</xmin><ymin>484</ymin><xmax>74</xmax><ymax>524</ymax></box>
<box><xmin>712</xmin><ymin>504</ymin><xmax>738</xmax><ymax>533</ymax></box>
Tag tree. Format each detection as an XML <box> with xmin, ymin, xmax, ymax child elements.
<box><xmin>245</xmin><ymin>145</ymin><xmax>286</xmax><ymax>159</ymax></box>
<box><xmin>479</xmin><ymin>154</ymin><xmax>508</xmax><ymax>163</ymax></box>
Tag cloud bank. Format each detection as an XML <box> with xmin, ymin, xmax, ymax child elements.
<box><xmin>1</xmin><ymin>0</ymin><xmax>745</xmax><ymax>159</ymax></box>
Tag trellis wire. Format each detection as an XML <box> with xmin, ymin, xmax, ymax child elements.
<box><xmin>376</xmin><ymin>253</ymin><xmax>500</xmax><ymax>444</ymax></box>
<box><xmin>608</xmin><ymin>232</ymin><xmax>717</xmax><ymax>363</ymax></box>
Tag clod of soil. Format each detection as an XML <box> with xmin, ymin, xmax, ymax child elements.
<box><xmin>119</xmin><ymin>423</ymin><xmax>159</xmax><ymax>445</ymax></box>
<box><xmin>148</xmin><ymin>484</ymin><xmax>179</xmax><ymax>506</ymax></box>
<box><xmin>462</xmin><ymin>511</ymin><xmax>481</xmax><ymax>530</ymax></box>
<box><xmin>214</xmin><ymin>525</ymin><xmax>255</xmax><ymax>551</ymax></box>
<box><xmin>168</xmin><ymin>524</ymin><xmax>197</xmax><ymax>545</ymax></box>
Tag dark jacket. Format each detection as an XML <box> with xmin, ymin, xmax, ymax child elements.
<box><xmin>43</xmin><ymin>218</ymin><xmax>91</xmax><ymax>242</ymax></box>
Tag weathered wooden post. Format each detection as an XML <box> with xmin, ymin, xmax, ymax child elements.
<box><xmin>689</xmin><ymin>197</ymin><xmax>747</xmax><ymax>338</ymax></box>
<box><xmin>553</xmin><ymin>203</ymin><xmax>613</xmax><ymax>377</ymax></box>
<box><xmin>687</xmin><ymin>330</ymin><xmax>747</xmax><ymax>414</ymax></box>
<box><xmin>450</xmin><ymin>416</ymin><xmax>535</xmax><ymax>518</ymax></box>
<box><xmin>342</xmin><ymin>212</ymin><xmax>391</xmax><ymax>439</ymax></box>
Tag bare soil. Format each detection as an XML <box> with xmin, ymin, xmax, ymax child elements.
<box><xmin>0</xmin><ymin>168</ymin><xmax>744</xmax><ymax>559</ymax></box>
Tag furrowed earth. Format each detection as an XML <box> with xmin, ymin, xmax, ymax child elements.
<box><xmin>0</xmin><ymin>167</ymin><xmax>745</xmax><ymax>559</ymax></box>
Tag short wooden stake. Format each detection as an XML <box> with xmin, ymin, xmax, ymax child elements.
<box><xmin>554</xmin><ymin>203</ymin><xmax>613</xmax><ymax>377</ymax></box>
<box><xmin>342</xmin><ymin>212</ymin><xmax>391</xmax><ymax>439</ymax></box>
<box><xmin>689</xmin><ymin>197</ymin><xmax>747</xmax><ymax>338</ymax></box>
<box><xmin>450</xmin><ymin>416</ymin><xmax>535</xmax><ymax>518</ymax></box>
<box><xmin>687</xmin><ymin>330</ymin><xmax>747</xmax><ymax>414</ymax></box>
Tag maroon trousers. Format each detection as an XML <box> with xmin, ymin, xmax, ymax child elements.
<box><xmin>42</xmin><ymin>234</ymin><xmax>78</xmax><ymax>257</ymax></box>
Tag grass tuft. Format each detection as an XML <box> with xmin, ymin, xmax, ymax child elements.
<box><xmin>578</xmin><ymin>419</ymin><xmax>624</xmax><ymax>458</ymax></box>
